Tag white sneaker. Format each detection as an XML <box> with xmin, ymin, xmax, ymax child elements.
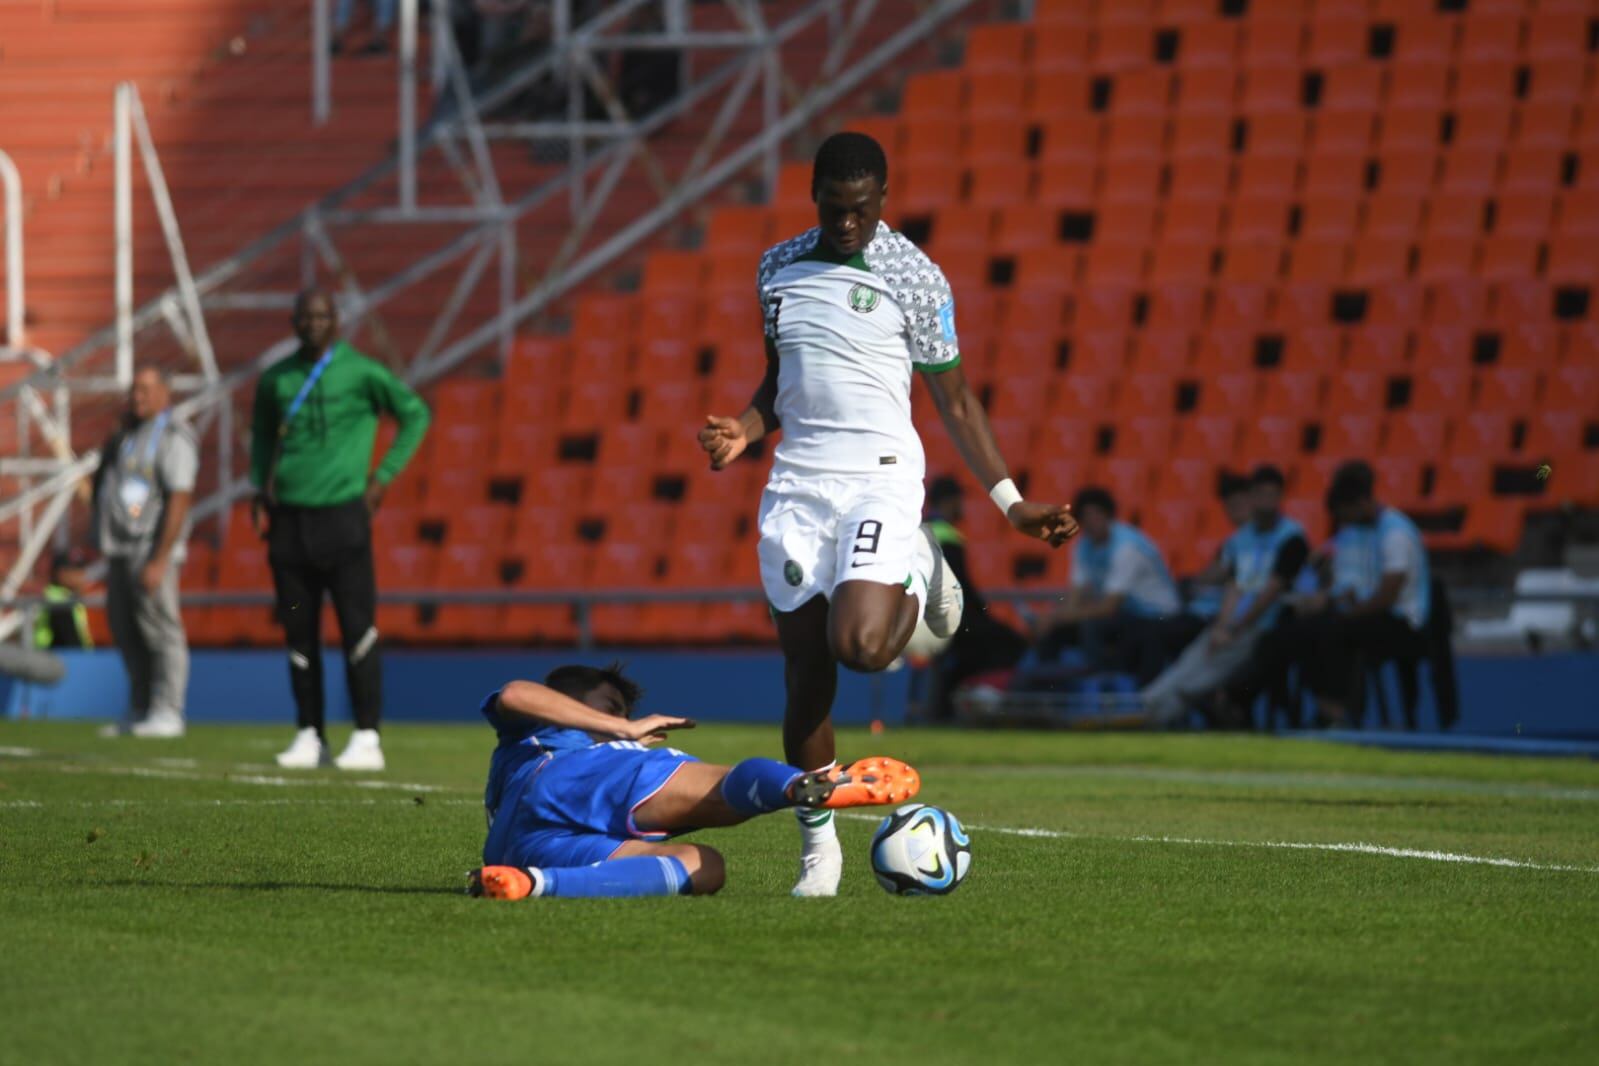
<box><xmin>275</xmin><ymin>727</ymin><xmax>331</xmax><ymax>769</ymax></box>
<box><xmin>130</xmin><ymin>712</ymin><xmax>185</xmax><ymax>739</ymax></box>
<box><xmin>918</xmin><ymin>523</ymin><xmax>964</xmax><ymax>639</ymax></box>
<box><xmin>334</xmin><ymin>728</ymin><xmax>385</xmax><ymax>772</ymax></box>
<box><xmin>791</xmin><ymin>837</ymin><xmax>843</xmax><ymax>897</ymax></box>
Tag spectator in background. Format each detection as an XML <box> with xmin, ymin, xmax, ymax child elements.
<box><xmin>90</xmin><ymin>367</ymin><xmax>198</xmax><ymax>739</ymax></box>
<box><xmin>332</xmin><ymin>0</ymin><xmax>397</xmax><ymax>56</ymax></box>
<box><xmin>251</xmin><ymin>289</ymin><xmax>430</xmax><ymax>772</ymax></box>
<box><xmin>1184</xmin><ymin>470</ymin><xmax>1253</xmax><ymax>622</ymax></box>
<box><xmin>1306</xmin><ymin>461</ymin><xmax>1432</xmax><ymax>725</ymax></box>
<box><xmin>1227</xmin><ymin>462</ymin><xmax>1431</xmax><ymax>728</ymax></box>
<box><xmin>922</xmin><ymin>477</ymin><xmax>1028</xmax><ymax>719</ymax></box>
<box><xmin>34</xmin><ymin>549</ymin><xmax>93</xmax><ymax>651</ymax></box>
<box><xmin>1141</xmin><ymin>465</ymin><xmax>1308</xmax><ymax>728</ymax></box>
<box><xmin>1032</xmin><ymin>487</ymin><xmax>1183</xmax><ymax>684</ymax></box>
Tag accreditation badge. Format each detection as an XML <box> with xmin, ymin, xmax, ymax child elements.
<box><xmin>119</xmin><ymin>475</ymin><xmax>152</xmax><ymax>520</ymax></box>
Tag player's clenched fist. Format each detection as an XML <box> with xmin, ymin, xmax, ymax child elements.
<box><xmin>699</xmin><ymin>414</ymin><xmax>748</xmax><ymax>470</ymax></box>
<box><xmin>1007</xmin><ymin>501</ymin><xmax>1078</xmax><ymax>548</ymax></box>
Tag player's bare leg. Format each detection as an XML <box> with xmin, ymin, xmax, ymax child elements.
<box><xmin>829</xmin><ymin>579</ymin><xmax>920</xmax><ymax>673</ymax></box>
<box><xmin>610</xmin><ymin>842</ymin><xmax>727</xmax><ymax>895</ymax></box>
<box><xmin>775</xmin><ymin>597</ymin><xmax>844</xmax><ymax>896</ymax></box>
<box><xmin>630</xmin><ymin>759</ymin><xmax>920</xmax><ymax>830</ymax></box>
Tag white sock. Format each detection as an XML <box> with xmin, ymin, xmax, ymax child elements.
<box><xmin>527</xmin><ymin>867</ymin><xmax>548</xmax><ymax>897</ymax></box>
<box><xmin>795</xmin><ymin>762</ymin><xmax>838</xmax><ymax>849</ymax></box>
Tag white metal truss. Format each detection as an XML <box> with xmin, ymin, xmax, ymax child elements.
<box><xmin>0</xmin><ymin>0</ymin><xmax>979</xmax><ymax>639</ymax></box>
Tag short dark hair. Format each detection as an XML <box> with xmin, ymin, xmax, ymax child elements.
<box><xmin>1072</xmin><ymin>485</ymin><xmax>1116</xmax><ymax>518</ymax></box>
<box><xmin>812</xmin><ymin>132</ymin><xmax>887</xmax><ymax>193</ymax></box>
<box><xmin>543</xmin><ymin>662</ymin><xmax>643</xmax><ymax>716</ymax></box>
<box><xmin>1250</xmin><ymin>464</ymin><xmax>1286</xmax><ymax>489</ymax></box>
<box><xmin>1217</xmin><ymin>470</ymin><xmax>1250</xmax><ymax>499</ymax></box>
<box><xmin>928</xmin><ymin>475</ymin><xmax>962</xmax><ymax>504</ymax></box>
<box><xmin>1327</xmin><ymin>460</ymin><xmax>1375</xmax><ymax>509</ymax></box>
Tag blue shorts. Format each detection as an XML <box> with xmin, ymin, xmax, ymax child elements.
<box><xmin>487</xmin><ymin>743</ymin><xmax>699</xmax><ymax>869</ymax></box>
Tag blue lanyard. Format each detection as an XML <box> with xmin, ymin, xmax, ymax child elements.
<box><xmin>279</xmin><ymin>347</ymin><xmax>335</xmax><ymax>438</ymax></box>
<box><xmin>120</xmin><ymin>411</ymin><xmax>169</xmax><ymax>476</ymax></box>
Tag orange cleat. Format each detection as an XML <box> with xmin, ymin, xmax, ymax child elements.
<box><xmin>788</xmin><ymin>757</ymin><xmax>921</xmax><ymax>809</ymax></box>
<box><xmin>467</xmin><ymin>866</ymin><xmax>535</xmax><ymax>900</ymax></box>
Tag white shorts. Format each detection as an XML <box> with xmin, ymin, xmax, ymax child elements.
<box><xmin>757</xmin><ymin>475</ymin><xmax>925</xmax><ymax>614</ymax></box>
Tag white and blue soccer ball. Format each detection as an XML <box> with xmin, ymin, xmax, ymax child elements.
<box><xmin>870</xmin><ymin>803</ymin><xmax>971</xmax><ymax>896</ymax></box>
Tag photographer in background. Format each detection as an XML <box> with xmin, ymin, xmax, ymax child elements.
<box><xmin>91</xmin><ymin>367</ymin><xmax>198</xmax><ymax>739</ymax></box>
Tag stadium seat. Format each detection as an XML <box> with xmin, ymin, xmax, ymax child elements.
<box><xmin>1408</xmin><ymin>367</ymin><xmax>1472</xmax><ymax>413</ymax></box>
<box><xmin>1474</xmin><ymin>367</ymin><xmax>1540</xmax><ymax>416</ymax></box>
<box><xmin>1300</xmin><ymin>196</ymin><xmax>1360</xmax><ymax>241</ymax></box>
<box><xmin>1374</xmin><ymin>456</ymin><xmax>1427</xmax><ymax>511</ymax></box>
<box><xmin>964</xmin><ymin>22</ymin><xmax>1028</xmax><ymax>73</ymax></box>
<box><xmin>428</xmin><ymin>545</ymin><xmax>503</xmax><ymax>644</ymax></box>
<box><xmin>1320</xmin><ymin>413</ymin><xmax>1383</xmax><ymax>455</ymax></box>
<box><xmin>1192</xmin><ymin>328</ymin><xmax>1257</xmax><ymax>372</ymax></box>
<box><xmin>1146</xmin><ymin>284</ymin><xmax>1207</xmax><ymax>330</ymax></box>
<box><xmin>1384</xmin><ymin>412</ymin><xmax>1450</xmax><ymax>457</ymax></box>
<box><xmin>1365</xmin><ymin>284</ymin><xmax>1425</xmax><ymax>328</ymax></box>
<box><xmin>1453</xmin><ymin>412</ymin><xmax>1515</xmax><ymax>457</ymax></box>
<box><xmin>1161</xmin><ymin>196</ymin><xmax>1225</xmax><ymax>243</ymax></box>
<box><xmin>1172</xmin><ymin>415</ymin><xmax>1240</xmax><ymax>461</ymax></box>
<box><xmin>1192</xmin><ymin>373</ymin><xmax>1258</xmax><ymax>417</ymax></box>
<box><xmin>1287</xmin><ymin>240</ymin><xmax>1349</xmax><ymax>283</ymax></box>
<box><xmin>1261</xmin><ymin>371</ymin><xmax>1326</xmax><ymax>417</ymax></box>
<box><xmin>1148</xmin><ymin>241</ymin><xmax>1214</xmax><ymax>285</ymax></box>
<box><xmin>1546</xmin><ymin>365</ymin><xmax>1599</xmax><ymax>415</ymax></box>
<box><xmin>1242</xmin><ymin>417</ymin><xmax>1306</xmax><ymax>461</ymax></box>
<box><xmin>1326</xmin><ymin>371</ymin><xmax>1386</xmax><ymax>414</ymax></box>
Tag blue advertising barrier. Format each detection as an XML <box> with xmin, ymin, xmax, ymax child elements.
<box><xmin>2</xmin><ymin>648</ymin><xmax>1595</xmax><ymax>739</ymax></box>
<box><xmin>0</xmin><ymin>648</ymin><xmax>910</xmax><ymax>727</ymax></box>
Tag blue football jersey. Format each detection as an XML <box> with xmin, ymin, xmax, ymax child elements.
<box><xmin>480</xmin><ymin>688</ymin><xmax>596</xmax><ymax>816</ymax></box>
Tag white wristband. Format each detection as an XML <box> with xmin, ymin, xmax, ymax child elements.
<box><xmin>988</xmin><ymin>478</ymin><xmax>1022</xmax><ymax>515</ymax></box>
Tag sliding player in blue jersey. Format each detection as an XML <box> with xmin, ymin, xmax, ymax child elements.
<box><xmin>468</xmin><ymin>662</ymin><xmax>920</xmax><ymax>899</ymax></box>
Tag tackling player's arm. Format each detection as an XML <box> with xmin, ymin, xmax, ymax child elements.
<box><xmin>494</xmin><ymin>680</ymin><xmax>696</xmax><ymax>743</ymax></box>
<box><xmin>921</xmin><ymin>365</ymin><xmax>1077</xmax><ymax>547</ymax></box>
<box><xmin>699</xmin><ymin>338</ymin><xmax>780</xmax><ymax>470</ymax></box>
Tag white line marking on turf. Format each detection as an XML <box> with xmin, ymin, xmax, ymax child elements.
<box><xmin>0</xmin><ymin>746</ymin><xmax>41</xmax><ymax>757</ymax></box>
<box><xmin>839</xmin><ymin>815</ymin><xmax>1599</xmax><ymax>874</ymax></box>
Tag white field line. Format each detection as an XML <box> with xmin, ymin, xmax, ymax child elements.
<box><xmin>1</xmin><ymin>797</ymin><xmax>481</xmax><ymax>809</ymax></box>
<box><xmin>13</xmin><ymin>760</ymin><xmax>463</xmax><ymax>794</ymax></box>
<box><xmin>839</xmin><ymin>814</ymin><xmax>1599</xmax><ymax>875</ymax></box>
<box><xmin>0</xmin><ymin>746</ymin><xmax>41</xmax><ymax>757</ymax></box>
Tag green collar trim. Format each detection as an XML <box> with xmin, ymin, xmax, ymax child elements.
<box><xmin>799</xmin><ymin>239</ymin><xmax>869</xmax><ymax>272</ymax></box>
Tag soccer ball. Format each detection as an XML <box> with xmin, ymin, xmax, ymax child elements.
<box><xmin>870</xmin><ymin>803</ymin><xmax>971</xmax><ymax>895</ymax></box>
<box><xmin>902</xmin><ymin>616</ymin><xmax>952</xmax><ymax>660</ymax></box>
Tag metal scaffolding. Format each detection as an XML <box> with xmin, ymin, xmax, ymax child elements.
<box><xmin>0</xmin><ymin>0</ymin><xmax>978</xmax><ymax>638</ymax></box>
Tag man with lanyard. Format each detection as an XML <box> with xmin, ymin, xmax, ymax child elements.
<box><xmin>1032</xmin><ymin>486</ymin><xmax>1183</xmax><ymax>684</ymax></box>
<box><xmin>91</xmin><ymin>367</ymin><xmax>199</xmax><ymax>738</ymax></box>
<box><xmin>250</xmin><ymin>289</ymin><xmax>430</xmax><ymax>771</ymax></box>
<box><xmin>1141</xmin><ymin>465</ymin><xmax>1308</xmax><ymax>728</ymax></box>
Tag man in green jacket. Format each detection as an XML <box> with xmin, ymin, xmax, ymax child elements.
<box><xmin>250</xmin><ymin>288</ymin><xmax>430</xmax><ymax>771</ymax></box>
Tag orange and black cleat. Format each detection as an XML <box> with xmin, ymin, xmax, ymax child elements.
<box><xmin>467</xmin><ymin>865</ymin><xmax>535</xmax><ymax>900</ymax></box>
<box><xmin>788</xmin><ymin>756</ymin><xmax>921</xmax><ymax>810</ymax></box>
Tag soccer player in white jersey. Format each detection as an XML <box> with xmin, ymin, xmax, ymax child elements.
<box><xmin>698</xmin><ymin>132</ymin><xmax>1078</xmax><ymax>896</ymax></box>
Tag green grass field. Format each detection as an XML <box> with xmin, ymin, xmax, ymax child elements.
<box><xmin>3</xmin><ymin>721</ymin><xmax>1597</xmax><ymax>1065</ymax></box>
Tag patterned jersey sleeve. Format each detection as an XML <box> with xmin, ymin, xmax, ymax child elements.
<box><xmin>868</xmin><ymin>231</ymin><xmax>961</xmax><ymax>371</ymax></box>
<box><xmin>757</xmin><ymin>228</ymin><xmax>819</xmax><ymax>341</ymax></box>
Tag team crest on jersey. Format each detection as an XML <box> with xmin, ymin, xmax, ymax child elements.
<box><xmin>783</xmin><ymin>560</ymin><xmax>804</xmax><ymax>587</ymax></box>
<box><xmin>847</xmin><ymin>284</ymin><xmax>880</xmax><ymax>313</ymax></box>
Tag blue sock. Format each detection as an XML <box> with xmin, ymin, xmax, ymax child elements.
<box><xmin>720</xmin><ymin>757</ymin><xmax>806</xmax><ymax>816</ymax></box>
<box><xmin>540</xmin><ymin>856</ymin><xmax>692</xmax><ymax>898</ymax></box>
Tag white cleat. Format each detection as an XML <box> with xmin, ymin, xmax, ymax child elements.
<box><xmin>334</xmin><ymin>728</ymin><xmax>386</xmax><ymax>772</ymax></box>
<box><xmin>129</xmin><ymin>712</ymin><xmax>185</xmax><ymax>739</ymax></box>
<box><xmin>917</xmin><ymin>524</ymin><xmax>964</xmax><ymax>639</ymax></box>
<box><xmin>275</xmin><ymin>727</ymin><xmax>332</xmax><ymax>769</ymax></box>
<box><xmin>791</xmin><ymin>838</ymin><xmax>844</xmax><ymax>898</ymax></box>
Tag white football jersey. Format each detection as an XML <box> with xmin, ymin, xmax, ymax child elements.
<box><xmin>756</xmin><ymin>224</ymin><xmax>960</xmax><ymax>481</ymax></box>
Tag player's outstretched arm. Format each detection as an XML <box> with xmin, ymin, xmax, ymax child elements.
<box><xmin>923</xmin><ymin>365</ymin><xmax>1078</xmax><ymax>547</ymax></box>
<box><xmin>495</xmin><ymin>680</ymin><xmax>695</xmax><ymax>743</ymax></box>
<box><xmin>699</xmin><ymin>338</ymin><xmax>781</xmax><ymax>470</ymax></box>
